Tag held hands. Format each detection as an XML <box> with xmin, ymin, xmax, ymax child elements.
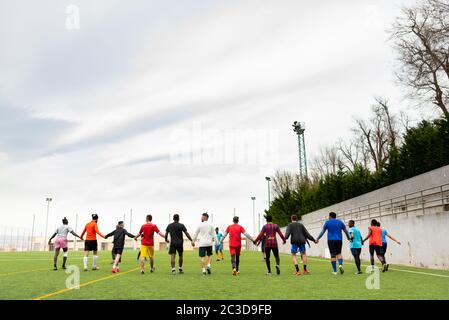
<box><xmin>315</xmin><ymin>240</ymin><xmax>319</xmax><ymax>244</ymax></box>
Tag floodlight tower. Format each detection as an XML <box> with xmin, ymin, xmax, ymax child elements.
<box><xmin>292</xmin><ymin>121</ymin><xmax>308</xmax><ymax>181</ymax></box>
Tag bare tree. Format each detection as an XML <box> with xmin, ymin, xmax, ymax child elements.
<box><xmin>391</xmin><ymin>0</ymin><xmax>449</xmax><ymax>119</ymax></box>
<box><xmin>353</xmin><ymin>98</ymin><xmax>400</xmax><ymax>172</ymax></box>
<box><xmin>272</xmin><ymin>171</ymin><xmax>298</xmax><ymax>197</ymax></box>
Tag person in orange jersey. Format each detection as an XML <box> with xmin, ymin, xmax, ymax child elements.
<box><xmin>362</xmin><ymin>219</ymin><xmax>386</xmax><ymax>273</ymax></box>
<box><xmin>80</xmin><ymin>214</ymin><xmax>105</xmax><ymax>271</ymax></box>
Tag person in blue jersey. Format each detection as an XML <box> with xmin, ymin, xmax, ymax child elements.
<box><xmin>348</xmin><ymin>220</ymin><xmax>363</xmax><ymax>274</ymax></box>
<box><xmin>316</xmin><ymin>212</ymin><xmax>351</xmax><ymax>275</ymax></box>
<box><xmin>214</xmin><ymin>227</ymin><xmax>224</xmax><ymax>261</ymax></box>
<box><xmin>377</xmin><ymin>221</ymin><xmax>401</xmax><ymax>271</ymax></box>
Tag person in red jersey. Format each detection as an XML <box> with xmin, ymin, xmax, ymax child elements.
<box><xmin>255</xmin><ymin>215</ymin><xmax>286</xmax><ymax>276</ymax></box>
<box><xmin>362</xmin><ymin>219</ymin><xmax>387</xmax><ymax>273</ymax></box>
<box><xmin>134</xmin><ymin>214</ymin><xmax>165</xmax><ymax>274</ymax></box>
<box><xmin>220</xmin><ymin>216</ymin><xmax>255</xmax><ymax>276</ymax></box>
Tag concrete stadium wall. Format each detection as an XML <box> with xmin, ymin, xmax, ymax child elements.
<box><xmin>277</xmin><ymin>165</ymin><xmax>449</xmax><ymax>270</ymax></box>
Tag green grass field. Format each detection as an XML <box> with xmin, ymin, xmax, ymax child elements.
<box><xmin>1</xmin><ymin>250</ymin><xmax>448</xmax><ymax>300</ymax></box>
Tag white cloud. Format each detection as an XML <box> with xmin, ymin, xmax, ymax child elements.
<box><xmin>0</xmin><ymin>0</ymin><xmax>417</xmax><ymax>235</ymax></box>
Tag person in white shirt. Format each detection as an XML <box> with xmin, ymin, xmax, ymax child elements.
<box><xmin>48</xmin><ymin>217</ymin><xmax>82</xmax><ymax>270</ymax></box>
<box><xmin>193</xmin><ymin>213</ymin><xmax>218</xmax><ymax>275</ymax></box>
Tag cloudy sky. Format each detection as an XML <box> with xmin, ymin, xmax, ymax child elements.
<box><xmin>0</xmin><ymin>0</ymin><xmax>416</xmax><ymax>237</ymax></box>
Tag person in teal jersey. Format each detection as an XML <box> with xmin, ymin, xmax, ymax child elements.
<box><xmin>377</xmin><ymin>222</ymin><xmax>401</xmax><ymax>271</ymax></box>
<box><xmin>348</xmin><ymin>220</ymin><xmax>363</xmax><ymax>274</ymax></box>
<box><xmin>214</xmin><ymin>227</ymin><xmax>224</xmax><ymax>261</ymax></box>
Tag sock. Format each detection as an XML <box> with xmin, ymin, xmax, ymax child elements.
<box><xmin>207</xmin><ymin>263</ymin><xmax>211</xmax><ymax>269</ymax></box>
<box><xmin>331</xmin><ymin>261</ymin><xmax>337</xmax><ymax>272</ymax></box>
<box><xmin>231</xmin><ymin>256</ymin><xmax>236</xmax><ymax>269</ymax></box>
<box><xmin>303</xmin><ymin>264</ymin><xmax>307</xmax><ymax>271</ymax></box>
<box><xmin>202</xmin><ymin>268</ymin><xmax>206</xmax><ymax>273</ymax></box>
<box><xmin>338</xmin><ymin>258</ymin><xmax>343</xmax><ymax>267</ymax></box>
<box><xmin>92</xmin><ymin>255</ymin><xmax>97</xmax><ymax>268</ymax></box>
<box><xmin>295</xmin><ymin>264</ymin><xmax>299</xmax><ymax>272</ymax></box>
<box><xmin>83</xmin><ymin>257</ymin><xmax>88</xmax><ymax>269</ymax></box>
<box><xmin>62</xmin><ymin>257</ymin><xmax>67</xmax><ymax>267</ymax></box>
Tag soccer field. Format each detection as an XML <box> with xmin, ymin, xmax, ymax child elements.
<box><xmin>1</xmin><ymin>250</ymin><xmax>448</xmax><ymax>300</ymax></box>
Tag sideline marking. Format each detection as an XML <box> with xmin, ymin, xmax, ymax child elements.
<box><xmin>303</xmin><ymin>256</ymin><xmax>449</xmax><ymax>278</ymax></box>
<box><xmin>33</xmin><ymin>267</ymin><xmax>140</xmax><ymax>300</ymax></box>
<box><xmin>0</xmin><ymin>267</ymin><xmax>49</xmax><ymax>277</ymax></box>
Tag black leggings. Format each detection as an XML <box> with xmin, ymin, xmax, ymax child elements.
<box><xmin>264</xmin><ymin>247</ymin><xmax>280</xmax><ymax>273</ymax></box>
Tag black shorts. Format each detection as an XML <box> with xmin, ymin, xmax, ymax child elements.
<box><xmin>84</xmin><ymin>240</ymin><xmax>98</xmax><ymax>251</ymax></box>
<box><xmin>112</xmin><ymin>247</ymin><xmax>124</xmax><ymax>255</ymax></box>
<box><xmin>328</xmin><ymin>240</ymin><xmax>342</xmax><ymax>257</ymax></box>
<box><xmin>169</xmin><ymin>244</ymin><xmax>184</xmax><ymax>255</ymax></box>
<box><xmin>351</xmin><ymin>248</ymin><xmax>362</xmax><ymax>257</ymax></box>
<box><xmin>380</xmin><ymin>243</ymin><xmax>387</xmax><ymax>256</ymax></box>
<box><xmin>369</xmin><ymin>245</ymin><xmax>382</xmax><ymax>256</ymax></box>
<box><xmin>261</xmin><ymin>238</ymin><xmax>266</xmax><ymax>252</ymax></box>
<box><xmin>199</xmin><ymin>246</ymin><xmax>213</xmax><ymax>257</ymax></box>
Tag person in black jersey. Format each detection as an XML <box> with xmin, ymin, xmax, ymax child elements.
<box><xmin>165</xmin><ymin>214</ymin><xmax>195</xmax><ymax>275</ymax></box>
<box><xmin>104</xmin><ymin>221</ymin><xmax>135</xmax><ymax>273</ymax></box>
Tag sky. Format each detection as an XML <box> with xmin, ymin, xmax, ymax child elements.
<box><xmin>0</xmin><ymin>0</ymin><xmax>418</xmax><ymax>237</ymax></box>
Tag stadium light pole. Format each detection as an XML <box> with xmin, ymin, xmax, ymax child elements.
<box><xmin>30</xmin><ymin>215</ymin><xmax>35</xmax><ymax>251</ymax></box>
<box><xmin>44</xmin><ymin>197</ymin><xmax>52</xmax><ymax>252</ymax></box>
<box><xmin>251</xmin><ymin>197</ymin><xmax>256</xmax><ymax>235</ymax></box>
<box><xmin>74</xmin><ymin>213</ymin><xmax>78</xmax><ymax>251</ymax></box>
<box><xmin>265</xmin><ymin>177</ymin><xmax>271</xmax><ymax>209</ymax></box>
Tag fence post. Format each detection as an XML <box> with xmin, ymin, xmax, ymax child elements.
<box><xmin>421</xmin><ymin>190</ymin><xmax>425</xmax><ymax>215</ymax></box>
<box><xmin>405</xmin><ymin>195</ymin><xmax>408</xmax><ymax>218</ymax></box>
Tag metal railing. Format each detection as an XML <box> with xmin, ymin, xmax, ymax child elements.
<box><xmin>307</xmin><ymin>183</ymin><xmax>449</xmax><ymax>228</ymax></box>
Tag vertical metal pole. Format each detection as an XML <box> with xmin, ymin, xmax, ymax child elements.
<box><xmin>44</xmin><ymin>199</ymin><xmax>51</xmax><ymax>251</ymax></box>
<box><xmin>30</xmin><ymin>215</ymin><xmax>35</xmax><ymax>251</ymax></box>
<box><xmin>3</xmin><ymin>225</ymin><xmax>7</xmax><ymax>251</ymax></box>
<box><xmin>74</xmin><ymin>213</ymin><xmax>78</xmax><ymax>251</ymax></box>
<box><xmin>267</xmin><ymin>180</ymin><xmax>271</xmax><ymax>208</ymax></box>
<box><xmin>130</xmin><ymin>209</ymin><xmax>133</xmax><ymax>232</ymax></box>
<box><xmin>252</xmin><ymin>198</ymin><xmax>256</xmax><ymax>235</ymax></box>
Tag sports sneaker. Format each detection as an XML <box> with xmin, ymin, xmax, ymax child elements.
<box><xmin>232</xmin><ymin>268</ymin><xmax>237</xmax><ymax>276</ymax></box>
<box><xmin>339</xmin><ymin>265</ymin><xmax>344</xmax><ymax>274</ymax></box>
<box><xmin>140</xmin><ymin>270</ymin><xmax>145</xmax><ymax>275</ymax></box>
<box><xmin>266</xmin><ymin>272</ymin><xmax>273</xmax><ymax>276</ymax></box>
<box><xmin>382</xmin><ymin>264</ymin><xmax>386</xmax><ymax>273</ymax></box>
<box><xmin>171</xmin><ymin>269</ymin><xmax>176</xmax><ymax>275</ymax></box>
<box><xmin>178</xmin><ymin>268</ymin><xmax>184</xmax><ymax>274</ymax></box>
<box><xmin>236</xmin><ymin>271</ymin><xmax>240</xmax><ymax>275</ymax></box>
<box><xmin>84</xmin><ymin>268</ymin><xmax>88</xmax><ymax>272</ymax></box>
<box><xmin>202</xmin><ymin>271</ymin><xmax>207</xmax><ymax>276</ymax></box>
<box><xmin>53</xmin><ymin>266</ymin><xmax>58</xmax><ymax>271</ymax></box>
<box><xmin>92</xmin><ymin>266</ymin><xmax>99</xmax><ymax>271</ymax></box>
<box><xmin>303</xmin><ymin>270</ymin><xmax>310</xmax><ymax>275</ymax></box>
<box><xmin>275</xmin><ymin>265</ymin><xmax>280</xmax><ymax>275</ymax></box>
<box><xmin>386</xmin><ymin>264</ymin><xmax>390</xmax><ymax>271</ymax></box>
<box><xmin>355</xmin><ymin>271</ymin><xmax>363</xmax><ymax>275</ymax></box>
<box><xmin>216</xmin><ymin>259</ymin><xmax>221</xmax><ymax>262</ymax></box>
<box><xmin>332</xmin><ymin>272</ymin><xmax>338</xmax><ymax>275</ymax></box>
<box><xmin>206</xmin><ymin>267</ymin><xmax>211</xmax><ymax>275</ymax></box>
<box><xmin>295</xmin><ymin>271</ymin><xmax>301</xmax><ymax>276</ymax></box>
<box><xmin>112</xmin><ymin>268</ymin><xmax>117</xmax><ymax>273</ymax></box>
<box><xmin>150</xmin><ymin>267</ymin><xmax>155</xmax><ymax>273</ymax></box>
<box><xmin>62</xmin><ymin>265</ymin><xmax>67</xmax><ymax>270</ymax></box>
<box><xmin>116</xmin><ymin>267</ymin><xmax>120</xmax><ymax>272</ymax></box>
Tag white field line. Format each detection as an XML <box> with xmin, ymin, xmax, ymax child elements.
<box><xmin>302</xmin><ymin>256</ymin><xmax>449</xmax><ymax>278</ymax></box>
